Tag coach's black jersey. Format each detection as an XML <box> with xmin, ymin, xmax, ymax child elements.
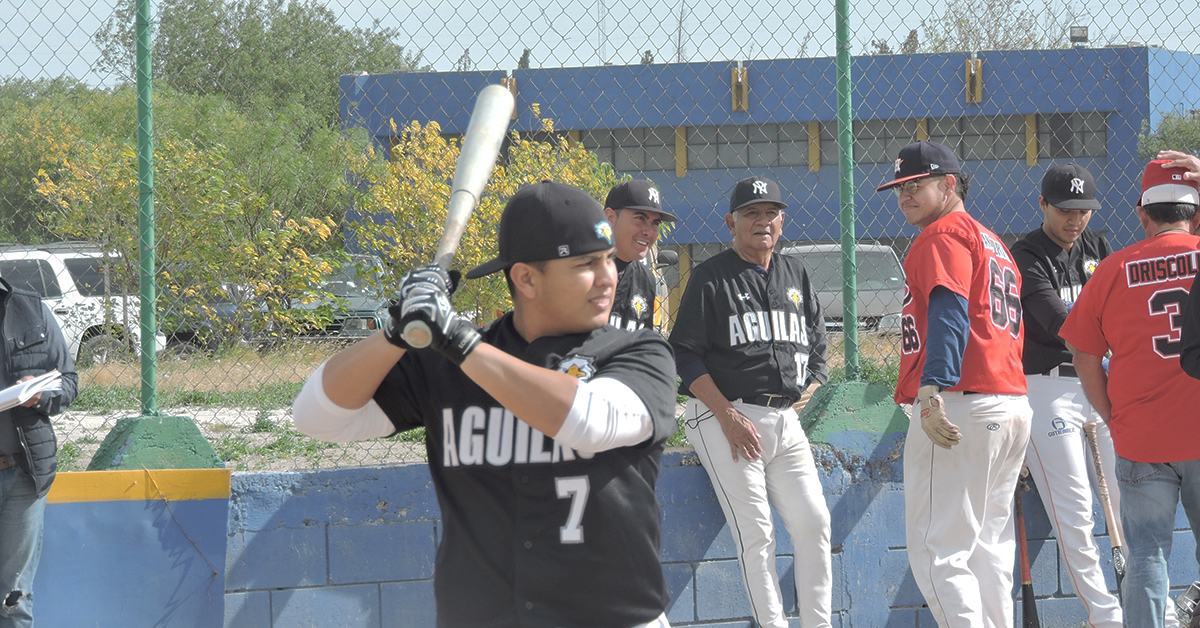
<box><xmin>669</xmin><ymin>248</ymin><xmax>827</xmax><ymax>401</ymax></box>
<box><xmin>373</xmin><ymin>313</ymin><xmax>677</xmax><ymax>628</ymax></box>
<box><xmin>1012</xmin><ymin>227</ymin><xmax>1112</xmax><ymax>374</ymax></box>
<box><xmin>610</xmin><ymin>258</ymin><xmax>656</xmax><ymax>331</ymax></box>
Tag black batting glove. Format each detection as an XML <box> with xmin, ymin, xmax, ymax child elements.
<box><xmin>392</xmin><ymin>276</ymin><xmax>482</xmax><ymax>365</ymax></box>
<box><xmin>384</xmin><ymin>265</ymin><xmax>463</xmax><ymax>349</ymax></box>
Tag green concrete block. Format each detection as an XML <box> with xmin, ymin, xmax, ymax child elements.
<box><xmin>87</xmin><ymin>415</ymin><xmax>223</xmax><ymax>471</ymax></box>
<box><xmin>799</xmin><ymin>381</ymin><xmax>909</xmax><ymax>444</ymax></box>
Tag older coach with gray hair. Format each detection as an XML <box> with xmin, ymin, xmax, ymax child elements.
<box><xmin>669</xmin><ymin>175</ymin><xmax>831</xmax><ymax>628</ymax></box>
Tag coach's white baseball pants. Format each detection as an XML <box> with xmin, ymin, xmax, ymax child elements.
<box><xmin>905</xmin><ymin>392</ymin><xmax>1032</xmax><ymax>628</ymax></box>
<box><xmin>684</xmin><ymin>398</ymin><xmax>832</xmax><ymax>628</ymax></box>
<box><xmin>1025</xmin><ymin>373</ymin><xmax>1123</xmax><ymax>628</ymax></box>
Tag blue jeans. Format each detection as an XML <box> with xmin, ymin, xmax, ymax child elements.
<box><xmin>0</xmin><ymin>467</ymin><xmax>44</xmax><ymax>628</ymax></box>
<box><xmin>1117</xmin><ymin>456</ymin><xmax>1200</xmax><ymax>628</ymax></box>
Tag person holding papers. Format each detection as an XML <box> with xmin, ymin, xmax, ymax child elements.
<box><xmin>0</xmin><ymin>275</ymin><xmax>77</xmax><ymax>627</ymax></box>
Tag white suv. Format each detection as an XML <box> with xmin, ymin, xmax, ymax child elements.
<box><xmin>0</xmin><ymin>243</ymin><xmax>167</xmax><ymax>366</ymax></box>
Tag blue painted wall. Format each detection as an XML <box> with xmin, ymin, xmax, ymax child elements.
<box><xmin>221</xmin><ymin>436</ymin><xmax>1200</xmax><ymax>628</ymax></box>
<box><xmin>339</xmin><ymin>47</ymin><xmax>1192</xmax><ymax>250</ymax></box>
<box><xmin>41</xmin><ymin>497</ymin><xmax>229</xmax><ymax>628</ymax></box>
<box><xmin>1149</xmin><ymin>48</ymin><xmax>1200</xmax><ymax>129</ymax></box>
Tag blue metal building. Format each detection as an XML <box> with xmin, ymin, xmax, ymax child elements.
<box><xmin>340</xmin><ymin>47</ymin><xmax>1200</xmax><ymax>252</ymax></box>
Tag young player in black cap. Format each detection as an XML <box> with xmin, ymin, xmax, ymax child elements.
<box><xmin>1010</xmin><ymin>164</ymin><xmax>1122</xmax><ymax>628</ymax></box>
<box><xmin>877</xmin><ymin>141</ymin><xmax>1032</xmax><ymax>628</ymax></box>
<box><xmin>291</xmin><ymin>181</ymin><xmax>677</xmax><ymax>628</ymax></box>
<box><xmin>669</xmin><ymin>176</ymin><xmax>832</xmax><ymax>628</ymax></box>
<box><xmin>603</xmin><ymin>180</ymin><xmax>677</xmax><ymax>331</ymax></box>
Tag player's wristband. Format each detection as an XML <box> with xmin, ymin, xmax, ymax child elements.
<box><xmin>439</xmin><ymin>318</ymin><xmax>483</xmax><ymax>366</ymax></box>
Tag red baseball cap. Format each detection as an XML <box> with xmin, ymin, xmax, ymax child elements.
<box><xmin>1141</xmin><ymin>159</ymin><xmax>1200</xmax><ymax>206</ymax></box>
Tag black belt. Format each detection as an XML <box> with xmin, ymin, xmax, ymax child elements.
<box><xmin>1041</xmin><ymin>364</ymin><xmax>1077</xmax><ymax>378</ymax></box>
<box><xmin>0</xmin><ymin>452</ymin><xmax>24</xmax><ymax>471</ymax></box>
<box><xmin>741</xmin><ymin>394</ymin><xmax>796</xmax><ymax>409</ymax></box>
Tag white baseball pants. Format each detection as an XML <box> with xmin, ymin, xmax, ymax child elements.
<box><xmin>1025</xmin><ymin>372</ymin><xmax>1123</xmax><ymax>628</ymax></box>
<box><xmin>684</xmin><ymin>398</ymin><xmax>832</xmax><ymax>628</ymax></box>
<box><xmin>905</xmin><ymin>392</ymin><xmax>1032</xmax><ymax>628</ymax></box>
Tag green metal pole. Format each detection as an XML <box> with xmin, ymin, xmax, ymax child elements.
<box><xmin>136</xmin><ymin>0</ymin><xmax>157</xmax><ymax>415</ymax></box>
<box><xmin>835</xmin><ymin>0</ymin><xmax>859</xmax><ymax>380</ymax></box>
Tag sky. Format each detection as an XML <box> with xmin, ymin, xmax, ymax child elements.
<box><xmin>4</xmin><ymin>0</ymin><xmax>1200</xmax><ymax>87</ymax></box>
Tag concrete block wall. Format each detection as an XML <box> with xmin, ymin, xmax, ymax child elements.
<box><xmin>223</xmin><ymin>431</ymin><xmax>1199</xmax><ymax>628</ymax></box>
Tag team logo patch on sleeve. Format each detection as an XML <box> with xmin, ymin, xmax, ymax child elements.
<box><xmin>631</xmin><ymin>294</ymin><xmax>648</xmax><ymax>317</ymax></box>
<box><xmin>786</xmin><ymin>287</ymin><xmax>802</xmax><ymax>308</ymax></box>
<box><xmin>558</xmin><ymin>355</ymin><xmax>597</xmax><ymax>380</ymax></box>
<box><xmin>1084</xmin><ymin>258</ymin><xmax>1099</xmax><ymax>278</ymax></box>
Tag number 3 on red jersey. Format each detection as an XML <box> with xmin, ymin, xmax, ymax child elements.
<box><xmin>988</xmin><ymin>258</ymin><xmax>1021</xmax><ymax>338</ymax></box>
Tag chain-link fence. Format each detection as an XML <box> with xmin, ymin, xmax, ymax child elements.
<box><xmin>4</xmin><ymin>0</ymin><xmax>1199</xmax><ymax>470</ymax></box>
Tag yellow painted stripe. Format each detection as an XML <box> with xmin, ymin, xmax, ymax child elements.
<box><xmin>1026</xmin><ymin>114</ymin><xmax>1039</xmax><ymax>166</ymax></box>
<box><xmin>674</xmin><ymin>127</ymin><xmax>687</xmax><ymax>178</ymax></box>
<box><xmin>807</xmin><ymin>121</ymin><xmax>821</xmax><ymax>173</ymax></box>
<box><xmin>47</xmin><ymin>468</ymin><xmax>231</xmax><ymax>504</ymax></box>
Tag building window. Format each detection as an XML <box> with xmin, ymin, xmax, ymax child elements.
<box><xmin>579</xmin><ymin>112</ymin><xmax>1106</xmax><ymax>173</ymax></box>
<box><xmin>853</xmin><ymin>118</ymin><xmax>920</xmax><ymax>164</ymax></box>
<box><xmin>584</xmin><ymin>127</ymin><xmax>675</xmax><ymax>171</ymax></box>
<box><xmin>1038</xmin><ymin>112</ymin><xmax>1107</xmax><ymax>159</ymax></box>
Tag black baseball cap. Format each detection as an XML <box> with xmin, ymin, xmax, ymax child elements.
<box><xmin>604</xmin><ymin>180</ymin><xmax>678</xmax><ymax>221</ymax></box>
<box><xmin>465</xmin><ymin>181</ymin><xmax>614</xmax><ymax>279</ymax></box>
<box><xmin>875</xmin><ymin>141</ymin><xmax>962</xmax><ymax>191</ymax></box>
<box><xmin>1041</xmin><ymin>163</ymin><xmax>1100</xmax><ymax>211</ymax></box>
<box><xmin>729</xmin><ymin>176</ymin><xmax>788</xmax><ymax>213</ymax></box>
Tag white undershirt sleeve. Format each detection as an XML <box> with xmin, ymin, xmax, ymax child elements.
<box><xmin>553</xmin><ymin>377</ymin><xmax>655</xmax><ymax>454</ymax></box>
<box><xmin>291</xmin><ymin>361</ymin><xmax>396</xmax><ymax>443</ymax></box>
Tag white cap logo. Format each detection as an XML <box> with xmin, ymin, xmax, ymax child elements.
<box><xmin>558</xmin><ymin>245</ymin><xmax>570</xmax><ymax>257</ymax></box>
<box><xmin>930</xmin><ymin>163</ymin><xmax>940</xmax><ymax>170</ymax></box>
<box><xmin>647</xmin><ymin>187</ymin><xmax>660</xmax><ymax>204</ymax></box>
<box><xmin>894</xmin><ymin>158</ymin><xmax>903</xmax><ymax>174</ymax></box>
<box><xmin>752</xmin><ymin>181</ymin><xmax>768</xmax><ymax>195</ymax></box>
<box><xmin>1070</xmin><ymin>177</ymin><xmax>1085</xmax><ymax>194</ymax></box>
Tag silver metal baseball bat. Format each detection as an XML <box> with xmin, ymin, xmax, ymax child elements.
<box><xmin>401</xmin><ymin>84</ymin><xmax>515</xmax><ymax>348</ymax></box>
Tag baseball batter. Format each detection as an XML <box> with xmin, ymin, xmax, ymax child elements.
<box><xmin>669</xmin><ymin>176</ymin><xmax>831</xmax><ymax>628</ymax></box>
<box><xmin>603</xmin><ymin>179</ymin><xmax>676</xmax><ymax>331</ymax></box>
<box><xmin>1011</xmin><ymin>164</ymin><xmax>1122</xmax><ymax>628</ymax></box>
<box><xmin>1061</xmin><ymin>160</ymin><xmax>1200</xmax><ymax>628</ymax></box>
<box><xmin>876</xmin><ymin>141</ymin><xmax>1032</xmax><ymax>628</ymax></box>
<box><xmin>292</xmin><ymin>181</ymin><xmax>677</xmax><ymax>628</ymax></box>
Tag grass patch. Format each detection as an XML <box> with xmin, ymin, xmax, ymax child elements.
<box><xmin>73</xmin><ymin>382</ymin><xmax>304</xmax><ymax>412</ymax></box>
<box><xmin>58</xmin><ymin>442</ymin><xmax>84</xmax><ymax>471</ymax></box>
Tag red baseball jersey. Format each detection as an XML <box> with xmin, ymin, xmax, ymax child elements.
<box><xmin>895</xmin><ymin>210</ymin><xmax>1027</xmax><ymax>404</ymax></box>
<box><xmin>1059</xmin><ymin>232</ymin><xmax>1200</xmax><ymax>463</ymax></box>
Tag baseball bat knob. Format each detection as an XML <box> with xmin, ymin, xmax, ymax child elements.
<box><xmin>401</xmin><ymin>320</ymin><xmax>433</xmax><ymax>349</ymax></box>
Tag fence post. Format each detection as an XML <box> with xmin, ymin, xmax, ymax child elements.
<box><xmin>835</xmin><ymin>0</ymin><xmax>859</xmax><ymax>380</ymax></box>
<box><xmin>135</xmin><ymin>0</ymin><xmax>157</xmax><ymax>415</ymax></box>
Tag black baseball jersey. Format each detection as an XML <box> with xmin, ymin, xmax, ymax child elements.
<box><xmin>1011</xmin><ymin>227</ymin><xmax>1112</xmax><ymax>374</ymax></box>
<box><xmin>610</xmin><ymin>258</ymin><xmax>656</xmax><ymax>331</ymax></box>
<box><xmin>669</xmin><ymin>248</ymin><xmax>827</xmax><ymax>401</ymax></box>
<box><xmin>373</xmin><ymin>312</ymin><xmax>677</xmax><ymax>628</ymax></box>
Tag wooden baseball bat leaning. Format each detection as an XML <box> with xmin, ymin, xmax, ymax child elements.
<box><xmin>400</xmin><ymin>83</ymin><xmax>515</xmax><ymax>348</ymax></box>
<box><xmin>1016</xmin><ymin>479</ymin><xmax>1042</xmax><ymax>628</ymax></box>
<box><xmin>1083</xmin><ymin>421</ymin><xmax>1126</xmax><ymax>599</ymax></box>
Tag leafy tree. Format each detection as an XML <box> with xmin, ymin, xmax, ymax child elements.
<box><xmin>920</xmin><ymin>0</ymin><xmax>1089</xmax><ymax>52</ymax></box>
<box><xmin>346</xmin><ymin>116</ymin><xmax>625</xmax><ymax>323</ymax></box>
<box><xmin>93</xmin><ymin>0</ymin><xmax>426</xmax><ymax>125</ymax></box>
<box><xmin>0</xmin><ymin>78</ymin><xmax>132</xmax><ymax>243</ymax></box>
<box><xmin>1138</xmin><ymin>112</ymin><xmax>1200</xmax><ymax>160</ymax></box>
<box><xmin>518</xmin><ymin>48</ymin><xmax>532</xmax><ymax>69</ymax></box>
<box><xmin>25</xmin><ymin>86</ymin><xmax>348</xmax><ymax>340</ymax></box>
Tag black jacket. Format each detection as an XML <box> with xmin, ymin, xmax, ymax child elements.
<box><xmin>1</xmin><ymin>280</ymin><xmax>78</xmax><ymax>497</ymax></box>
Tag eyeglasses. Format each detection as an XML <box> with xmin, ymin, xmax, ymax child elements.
<box><xmin>891</xmin><ymin>177</ymin><xmax>941</xmax><ymax>198</ymax></box>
